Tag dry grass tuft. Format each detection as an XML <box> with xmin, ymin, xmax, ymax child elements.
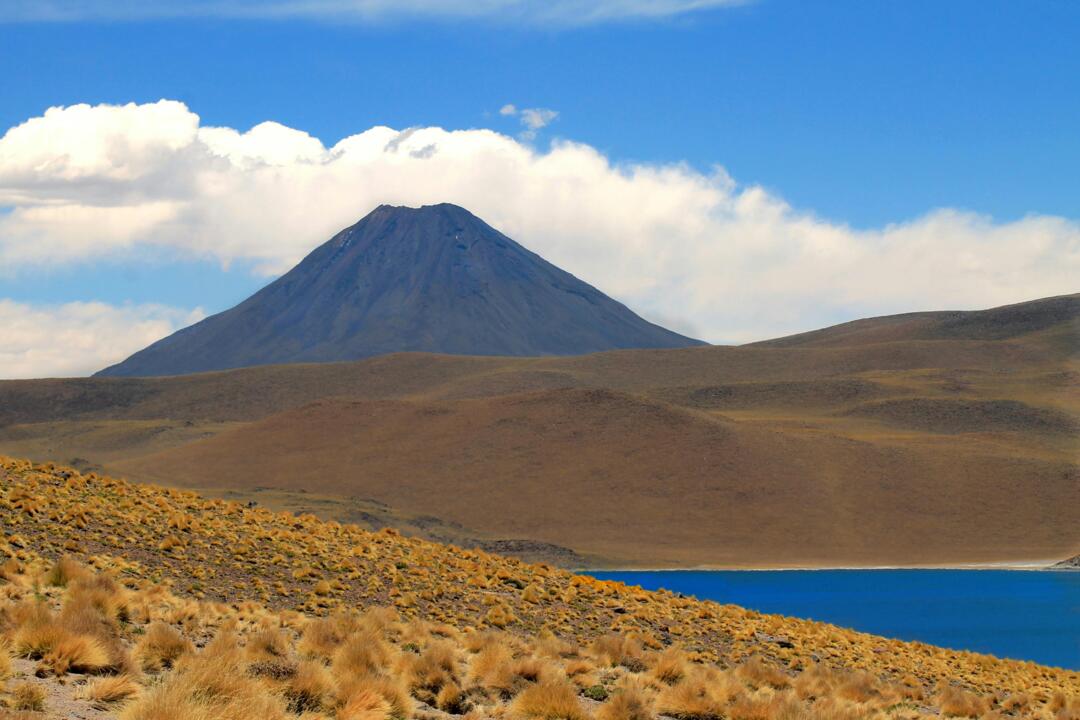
<box><xmin>597</xmin><ymin>681</ymin><xmax>655</xmax><ymax>720</ymax></box>
<box><xmin>736</xmin><ymin>656</ymin><xmax>790</xmax><ymax>690</ymax></box>
<box><xmin>513</xmin><ymin>680</ymin><xmax>590</xmax><ymax>720</ymax></box>
<box><xmin>834</xmin><ymin>670</ymin><xmax>882</xmax><ymax>703</ymax></box>
<box><xmin>121</xmin><ymin>640</ymin><xmax>289</xmax><ymax>720</ymax></box>
<box><xmin>650</xmin><ymin>648</ymin><xmax>688</xmax><ymax>685</ymax></box>
<box><xmin>78</xmin><ymin>674</ymin><xmax>142</xmax><ymax>706</ymax></box>
<box><xmin>298</xmin><ymin>614</ymin><xmax>350</xmax><ymax>660</ymax></box>
<box><xmin>336</xmin><ymin>675</ymin><xmax>414</xmax><ymax>720</ymax></box>
<box><xmin>937</xmin><ymin>684</ymin><xmax>990</xmax><ymax>717</ymax></box>
<box><xmin>656</xmin><ymin>668</ymin><xmax>742</xmax><ymax>720</ymax></box>
<box><xmin>285</xmin><ymin>659</ymin><xmax>333</xmax><ymax>714</ymax></box>
<box><xmin>0</xmin><ymin>642</ymin><xmax>11</xmax><ymax>680</ymax></box>
<box><xmin>469</xmin><ymin>639</ymin><xmax>516</xmax><ymax>691</ymax></box>
<box><xmin>245</xmin><ymin>627</ymin><xmax>290</xmax><ymax>660</ymax></box>
<box><xmin>136</xmin><ymin>621</ymin><xmax>192</xmax><ymax>671</ymax></box>
<box><xmin>339</xmin><ymin>687</ymin><xmax>391</xmax><ymax>720</ymax></box>
<box><xmin>45</xmin><ymin>556</ymin><xmax>88</xmax><ymax>588</ymax></box>
<box><xmin>332</xmin><ymin>630</ymin><xmax>391</xmax><ymax>680</ymax></box>
<box><xmin>38</xmin><ymin>632</ymin><xmax>111</xmax><ymax>675</ymax></box>
<box><xmin>436</xmin><ymin>681</ymin><xmax>470</xmax><ymax>714</ymax></box>
<box><xmin>9</xmin><ymin>681</ymin><xmax>46</xmax><ymax>711</ymax></box>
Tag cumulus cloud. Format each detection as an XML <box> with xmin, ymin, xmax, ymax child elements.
<box><xmin>1</xmin><ymin>99</ymin><xmax>1078</xmax><ymax>347</ymax></box>
<box><xmin>0</xmin><ymin>300</ymin><xmax>204</xmax><ymax>379</ymax></box>
<box><xmin>1</xmin><ymin>0</ymin><xmax>746</xmax><ymax>25</ymax></box>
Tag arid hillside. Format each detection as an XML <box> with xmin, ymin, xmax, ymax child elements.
<box><xmin>0</xmin><ymin>457</ymin><xmax>1076</xmax><ymax>720</ymax></box>
<box><xmin>112</xmin><ymin>388</ymin><xmax>1077</xmax><ymax>568</ymax></box>
<box><xmin>1</xmin><ymin>294</ymin><xmax>1077</xmax><ymax>567</ymax></box>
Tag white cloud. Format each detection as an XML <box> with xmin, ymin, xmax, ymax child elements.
<box><xmin>0</xmin><ymin>1</ymin><xmax>746</xmax><ymax>25</ymax></box>
<box><xmin>498</xmin><ymin>104</ymin><xmax>559</xmax><ymax>139</ymax></box>
<box><xmin>520</xmin><ymin>108</ymin><xmax>558</xmax><ymax>130</ymax></box>
<box><xmin>0</xmin><ymin>300</ymin><xmax>204</xmax><ymax>379</ymax></box>
<box><xmin>1</xmin><ymin>99</ymin><xmax>1078</xmax><ymax>347</ymax></box>
<box><xmin>519</xmin><ymin>108</ymin><xmax>559</xmax><ymax>140</ymax></box>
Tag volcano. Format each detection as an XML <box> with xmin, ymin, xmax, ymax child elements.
<box><xmin>97</xmin><ymin>203</ymin><xmax>703</xmax><ymax>377</ymax></box>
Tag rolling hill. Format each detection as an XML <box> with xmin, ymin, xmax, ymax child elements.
<box><xmin>96</xmin><ymin>203</ymin><xmax>702</xmax><ymax>377</ymax></box>
<box><xmin>1</xmin><ymin>294</ymin><xmax>1077</xmax><ymax>567</ymax></box>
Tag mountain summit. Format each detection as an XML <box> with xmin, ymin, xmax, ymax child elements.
<box><xmin>97</xmin><ymin>203</ymin><xmax>703</xmax><ymax>377</ymax></box>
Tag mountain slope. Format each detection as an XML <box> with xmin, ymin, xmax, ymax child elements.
<box><xmin>97</xmin><ymin>203</ymin><xmax>702</xmax><ymax>377</ymax></box>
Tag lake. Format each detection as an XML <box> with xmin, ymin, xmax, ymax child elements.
<box><xmin>588</xmin><ymin>569</ymin><xmax>1080</xmax><ymax>670</ymax></box>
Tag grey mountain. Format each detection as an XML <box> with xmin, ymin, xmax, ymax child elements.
<box><xmin>97</xmin><ymin>203</ymin><xmax>704</xmax><ymax>377</ymax></box>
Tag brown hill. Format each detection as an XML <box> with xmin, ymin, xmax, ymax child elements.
<box><xmin>113</xmin><ymin>388</ymin><xmax>1079</xmax><ymax>568</ymax></box>
<box><xmin>0</xmin><ymin>294</ymin><xmax>1077</xmax><ymax>567</ymax></box>
<box><xmin>752</xmin><ymin>293</ymin><xmax>1080</xmax><ymax>348</ymax></box>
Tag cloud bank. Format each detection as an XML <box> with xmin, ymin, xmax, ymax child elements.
<box><xmin>1</xmin><ymin>99</ymin><xmax>1078</xmax><ymax>378</ymax></box>
<box><xmin>0</xmin><ymin>300</ymin><xmax>204</xmax><ymax>379</ymax></box>
<box><xmin>2</xmin><ymin>0</ymin><xmax>744</xmax><ymax>25</ymax></box>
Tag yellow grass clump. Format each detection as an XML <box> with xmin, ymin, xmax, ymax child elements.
<box><xmin>78</xmin><ymin>674</ymin><xmax>142</xmax><ymax>707</ymax></box>
<box><xmin>9</xmin><ymin>681</ymin><xmax>46</xmax><ymax>711</ymax></box>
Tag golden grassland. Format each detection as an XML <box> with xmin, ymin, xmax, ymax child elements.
<box><xmin>0</xmin><ymin>456</ymin><xmax>1077</xmax><ymax>720</ymax></box>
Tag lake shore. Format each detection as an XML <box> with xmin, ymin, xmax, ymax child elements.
<box><xmin>582</xmin><ymin>558</ymin><xmax>1072</xmax><ymax>572</ymax></box>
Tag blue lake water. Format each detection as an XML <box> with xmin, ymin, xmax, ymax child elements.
<box><xmin>588</xmin><ymin>570</ymin><xmax>1080</xmax><ymax>670</ymax></box>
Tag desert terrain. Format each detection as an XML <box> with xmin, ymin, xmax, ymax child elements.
<box><xmin>1</xmin><ymin>294</ymin><xmax>1077</xmax><ymax>567</ymax></box>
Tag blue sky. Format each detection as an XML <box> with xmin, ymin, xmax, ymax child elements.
<box><xmin>4</xmin><ymin>1</ymin><xmax>1076</xmax><ymax>225</ymax></box>
<box><xmin>1</xmin><ymin>0</ymin><xmax>1078</xmax><ymax>376</ymax></box>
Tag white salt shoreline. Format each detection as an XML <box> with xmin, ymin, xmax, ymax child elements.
<box><xmin>582</xmin><ymin>558</ymin><xmax>1070</xmax><ymax>572</ymax></box>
